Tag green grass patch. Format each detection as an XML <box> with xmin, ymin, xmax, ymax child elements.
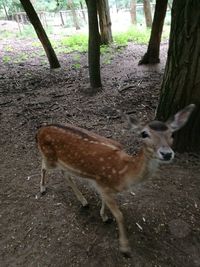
<box><xmin>1</xmin><ymin>25</ymin><xmax>170</xmax><ymax>67</ymax></box>
<box><xmin>60</xmin><ymin>34</ymin><xmax>88</xmax><ymax>53</ymax></box>
<box><xmin>3</xmin><ymin>55</ymin><xmax>11</xmax><ymax>63</ymax></box>
<box><xmin>113</xmin><ymin>26</ymin><xmax>151</xmax><ymax>45</ymax></box>
<box><xmin>72</xmin><ymin>63</ymin><xmax>81</xmax><ymax>69</ymax></box>
<box><xmin>113</xmin><ymin>25</ymin><xmax>170</xmax><ymax>46</ymax></box>
<box><xmin>16</xmin><ymin>25</ymin><xmax>36</xmax><ymax>38</ymax></box>
<box><xmin>4</xmin><ymin>45</ymin><xmax>14</xmax><ymax>52</ymax></box>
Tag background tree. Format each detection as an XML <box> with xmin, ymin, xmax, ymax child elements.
<box><xmin>143</xmin><ymin>0</ymin><xmax>152</xmax><ymax>28</ymax></box>
<box><xmin>168</xmin><ymin>0</ymin><xmax>173</xmax><ymax>10</ymax></box>
<box><xmin>156</xmin><ymin>0</ymin><xmax>200</xmax><ymax>152</ymax></box>
<box><xmin>130</xmin><ymin>0</ymin><xmax>137</xmax><ymax>25</ymax></box>
<box><xmin>139</xmin><ymin>0</ymin><xmax>168</xmax><ymax>64</ymax></box>
<box><xmin>85</xmin><ymin>0</ymin><xmax>102</xmax><ymax>90</ymax></box>
<box><xmin>1</xmin><ymin>1</ymin><xmax>9</xmax><ymax>19</ymax></box>
<box><xmin>67</xmin><ymin>0</ymin><xmax>81</xmax><ymax>30</ymax></box>
<box><xmin>20</xmin><ymin>0</ymin><xmax>60</xmax><ymax>69</ymax></box>
<box><xmin>79</xmin><ymin>0</ymin><xmax>87</xmax><ymax>23</ymax></box>
<box><xmin>0</xmin><ymin>0</ymin><xmax>22</xmax><ymax>17</ymax></box>
<box><xmin>97</xmin><ymin>0</ymin><xmax>113</xmax><ymax>44</ymax></box>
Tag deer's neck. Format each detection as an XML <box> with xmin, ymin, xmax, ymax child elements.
<box><xmin>126</xmin><ymin>148</ymin><xmax>159</xmax><ymax>187</ymax></box>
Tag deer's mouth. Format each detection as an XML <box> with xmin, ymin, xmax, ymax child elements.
<box><xmin>158</xmin><ymin>157</ymin><xmax>173</xmax><ymax>163</ymax></box>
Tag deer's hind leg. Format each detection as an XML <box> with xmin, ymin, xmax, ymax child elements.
<box><xmin>100</xmin><ymin>199</ymin><xmax>110</xmax><ymax>222</ymax></box>
<box><xmin>40</xmin><ymin>158</ymin><xmax>47</xmax><ymax>194</ymax></box>
<box><xmin>62</xmin><ymin>171</ymin><xmax>88</xmax><ymax>207</ymax></box>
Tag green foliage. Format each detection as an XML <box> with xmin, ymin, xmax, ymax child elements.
<box><xmin>100</xmin><ymin>45</ymin><xmax>111</xmax><ymax>54</ymax></box>
<box><xmin>12</xmin><ymin>52</ymin><xmax>29</xmax><ymax>63</ymax></box>
<box><xmin>113</xmin><ymin>26</ymin><xmax>151</xmax><ymax>45</ymax></box>
<box><xmin>72</xmin><ymin>63</ymin><xmax>81</xmax><ymax>69</ymax></box>
<box><xmin>60</xmin><ymin>34</ymin><xmax>88</xmax><ymax>53</ymax></box>
<box><xmin>100</xmin><ymin>45</ymin><xmax>113</xmax><ymax>65</ymax></box>
<box><xmin>0</xmin><ymin>0</ymin><xmax>59</xmax><ymax>16</ymax></box>
<box><xmin>0</xmin><ymin>0</ymin><xmax>20</xmax><ymax>15</ymax></box>
<box><xmin>16</xmin><ymin>25</ymin><xmax>36</xmax><ymax>38</ymax></box>
<box><xmin>33</xmin><ymin>0</ymin><xmax>57</xmax><ymax>12</ymax></box>
<box><xmin>51</xmin><ymin>0</ymin><xmax>86</xmax><ymax>11</ymax></box>
<box><xmin>2</xmin><ymin>55</ymin><xmax>11</xmax><ymax>63</ymax></box>
<box><xmin>4</xmin><ymin>45</ymin><xmax>14</xmax><ymax>51</ymax></box>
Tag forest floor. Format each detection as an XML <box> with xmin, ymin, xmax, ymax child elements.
<box><xmin>0</xmin><ymin>38</ymin><xmax>200</xmax><ymax>267</ymax></box>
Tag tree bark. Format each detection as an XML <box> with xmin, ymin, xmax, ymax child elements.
<box><xmin>130</xmin><ymin>0</ymin><xmax>137</xmax><ymax>25</ymax></box>
<box><xmin>143</xmin><ymin>0</ymin><xmax>152</xmax><ymax>28</ymax></box>
<box><xmin>19</xmin><ymin>0</ymin><xmax>60</xmax><ymax>69</ymax></box>
<box><xmin>156</xmin><ymin>0</ymin><xmax>200</xmax><ymax>152</ymax></box>
<box><xmin>85</xmin><ymin>0</ymin><xmax>102</xmax><ymax>90</ymax></box>
<box><xmin>68</xmin><ymin>0</ymin><xmax>81</xmax><ymax>30</ymax></box>
<box><xmin>97</xmin><ymin>0</ymin><xmax>113</xmax><ymax>44</ymax></box>
<box><xmin>139</xmin><ymin>0</ymin><xmax>168</xmax><ymax>65</ymax></box>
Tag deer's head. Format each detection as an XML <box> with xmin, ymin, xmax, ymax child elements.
<box><xmin>126</xmin><ymin>104</ymin><xmax>195</xmax><ymax>162</ymax></box>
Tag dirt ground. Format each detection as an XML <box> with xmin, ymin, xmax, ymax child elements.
<box><xmin>0</xmin><ymin>39</ymin><xmax>200</xmax><ymax>267</ymax></box>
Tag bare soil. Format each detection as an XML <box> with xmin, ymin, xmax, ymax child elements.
<box><xmin>0</xmin><ymin>39</ymin><xmax>200</xmax><ymax>267</ymax></box>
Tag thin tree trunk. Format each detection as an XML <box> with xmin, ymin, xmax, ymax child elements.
<box><xmin>130</xmin><ymin>0</ymin><xmax>137</xmax><ymax>25</ymax></box>
<box><xmin>68</xmin><ymin>0</ymin><xmax>81</xmax><ymax>30</ymax></box>
<box><xmin>97</xmin><ymin>0</ymin><xmax>113</xmax><ymax>44</ymax></box>
<box><xmin>168</xmin><ymin>2</ymin><xmax>172</xmax><ymax>10</ymax></box>
<box><xmin>16</xmin><ymin>13</ymin><xmax>22</xmax><ymax>34</ymax></box>
<box><xmin>2</xmin><ymin>2</ymin><xmax>9</xmax><ymax>20</ymax></box>
<box><xmin>80</xmin><ymin>1</ymin><xmax>87</xmax><ymax>23</ymax></box>
<box><xmin>156</xmin><ymin>0</ymin><xmax>200</xmax><ymax>152</ymax></box>
<box><xmin>85</xmin><ymin>0</ymin><xmax>102</xmax><ymax>90</ymax></box>
<box><xmin>139</xmin><ymin>0</ymin><xmax>168</xmax><ymax>65</ymax></box>
<box><xmin>20</xmin><ymin>0</ymin><xmax>60</xmax><ymax>69</ymax></box>
<box><xmin>143</xmin><ymin>0</ymin><xmax>152</xmax><ymax>28</ymax></box>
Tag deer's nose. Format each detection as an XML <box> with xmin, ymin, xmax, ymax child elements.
<box><xmin>160</xmin><ymin>151</ymin><xmax>173</xmax><ymax>161</ymax></box>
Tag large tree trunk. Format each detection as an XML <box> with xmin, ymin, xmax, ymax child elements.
<box><xmin>130</xmin><ymin>0</ymin><xmax>137</xmax><ymax>25</ymax></box>
<box><xmin>143</xmin><ymin>0</ymin><xmax>152</xmax><ymax>28</ymax></box>
<box><xmin>156</xmin><ymin>0</ymin><xmax>200</xmax><ymax>152</ymax></box>
<box><xmin>97</xmin><ymin>0</ymin><xmax>113</xmax><ymax>44</ymax></box>
<box><xmin>139</xmin><ymin>0</ymin><xmax>168</xmax><ymax>65</ymax></box>
<box><xmin>68</xmin><ymin>0</ymin><xmax>81</xmax><ymax>30</ymax></box>
<box><xmin>85</xmin><ymin>0</ymin><xmax>102</xmax><ymax>90</ymax></box>
<box><xmin>19</xmin><ymin>0</ymin><xmax>60</xmax><ymax>69</ymax></box>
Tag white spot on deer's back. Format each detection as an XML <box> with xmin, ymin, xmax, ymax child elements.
<box><xmin>118</xmin><ymin>165</ymin><xmax>128</xmax><ymax>174</ymax></box>
<box><xmin>89</xmin><ymin>140</ymin><xmax>99</xmax><ymax>144</ymax></box>
<box><xmin>112</xmin><ymin>169</ymin><xmax>116</xmax><ymax>174</ymax></box>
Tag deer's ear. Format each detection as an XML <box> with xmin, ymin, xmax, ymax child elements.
<box><xmin>167</xmin><ymin>104</ymin><xmax>195</xmax><ymax>132</ymax></box>
<box><xmin>119</xmin><ymin>111</ymin><xmax>142</xmax><ymax>134</ymax></box>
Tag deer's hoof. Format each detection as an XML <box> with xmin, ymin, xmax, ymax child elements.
<box><xmin>120</xmin><ymin>245</ymin><xmax>132</xmax><ymax>258</ymax></box>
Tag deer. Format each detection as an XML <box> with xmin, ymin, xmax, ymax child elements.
<box><xmin>36</xmin><ymin>104</ymin><xmax>195</xmax><ymax>257</ymax></box>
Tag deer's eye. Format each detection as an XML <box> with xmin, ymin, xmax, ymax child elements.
<box><xmin>171</xmin><ymin>133</ymin><xmax>175</xmax><ymax>138</ymax></box>
<box><xmin>141</xmin><ymin>131</ymin><xmax>150</xmax><ymax>139</ymax></box>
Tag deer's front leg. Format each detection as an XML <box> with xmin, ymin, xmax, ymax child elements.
<box><xmin>101</xmin><ymin>190</ymin><xmax>131</xmax><ymax>257</ymax></box>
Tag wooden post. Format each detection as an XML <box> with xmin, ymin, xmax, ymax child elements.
<box><xmin>60</xmin><ymin>11</ymin><xmax>65</xmax><ymax>26</ymax></box>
